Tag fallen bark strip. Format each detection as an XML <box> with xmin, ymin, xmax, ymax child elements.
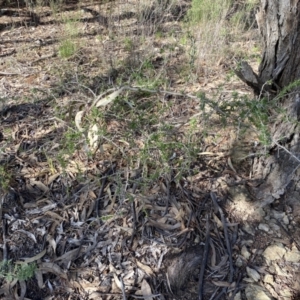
<box><xmin>198</xmin><ymin>215</ymin><xmax>210</xmax><ymax>300</ymax></box>
<box><xmin>211</xmin><ymin>192</ymin><xmax>234</xmax><ymax>282</ymax></box>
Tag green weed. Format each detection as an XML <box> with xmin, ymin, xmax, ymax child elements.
<box><xmin>58</xmin><ymin>15</ymin><xmax>80</xmax><ymax>58</ymax></box>
<box><xmin>0</xmin><ymin>260</ymin><xmax>36</xmax><ymax>282</ymax></box>
<box><xmin>123</xmin><ymin>37</ymin><xmax>134</xmax><ymax>52</ymax></box>
<box><xmin>0</xmin><ymin>165</ymin><xmax>11</xmax><ymax>191</ymax></box>
<box><xmin>59</xmin><ymin>40</ymin><xmax>77</xmax><ymax>58</ymax></box>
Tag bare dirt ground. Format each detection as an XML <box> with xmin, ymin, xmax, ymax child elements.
<box><xmin>1</xmin><ymin>1</ymin><xmax>300</xmax><ymax>300</ymax></box>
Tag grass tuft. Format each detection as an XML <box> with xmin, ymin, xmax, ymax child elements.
<box><xmin>58</xmin><ymin>39</ymin><xmax>77</xmax><ymax>58</ymax></box>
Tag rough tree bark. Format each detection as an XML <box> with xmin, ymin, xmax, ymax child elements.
<box><xmin>256</xmin><ymin>0</ymin><xmax>300</xmax><ymax>89</ymax></box>
<box><xmin>236</xmin><ymin>1</ymin><xmax>300</xmax><ymax>212</ymax></box>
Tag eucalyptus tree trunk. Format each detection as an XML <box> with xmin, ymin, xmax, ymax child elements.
<box><xmin>257</xmin><ymin>0</ymin><xmax>300</xmax><ymax>90</ymax></box>
<box><xmin>236</xmin><ymin>0</ymin><xmax>300</xmax><ymax>211</ymax></box>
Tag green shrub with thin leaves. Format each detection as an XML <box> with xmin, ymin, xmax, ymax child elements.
<box><xmin>0</xmin><ymin>260</ymin><xmax>36</xmax><ymax>282</ymax></box>
<box><xmin>59</xmin><ymin>40</ymin><xmax>77</xmax><ymax>58</ymax></box>
<box><xmin>0</xmin><ymin>165</ymin><xmax>11</xmax><ymax>191</ymax></box>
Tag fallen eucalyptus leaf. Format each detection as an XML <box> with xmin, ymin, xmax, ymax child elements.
<box><xmin>113</xmin><ymin>272</ymin><xmax>123</xmax><ymax>290</ymax></box>
<box><xmin>55</xmin><ymin>247</ymin><xmax>83</xmax><ymax>262</ymax></box>
<box><xmin>136</xmin><ymin>261</ymin><xmax>154</xmax><ymax>276</ymax></box>
<box><xmin>19</xmin><ymin>279</ymin><xmax>26</xmax><ymax>299</ymax></box>
<box><xmin>29</xmin><ymin>180</ymin><xmax>49</xmax><ymax>193</ymax></box>
<box><xmin>75</xmin><ymin>110</ymin><xmax>85</xmax><ymax>132</ymax></box>
<box><xmin>212</xmin><ymin>280</ymin><xmax>232</xmax><ymax>287</ymax></box>
<box><xmin>246</xmin><ymin>267</ymin><xmax>260</xmax><ymax>282</ymax></box>
<box><xmin>16</xmin><ymin>249</ymin><xmax>46</xmax><ymax>264</ymax></box>
<box><xmin>147</xmin><ymin>218</ymin><xmax>181</xmax><ymax>230</ymax></box>
<box><xmin>47</xmin><ymin>173</ymin><xmax>60</xmax><ymax>185</ymax></box>
<box><xmin>141</xmin><ymin>279</ymin><xmax>153</xmax><ymax>300</ymax></box>
<box><xmin>35</xmin><ymin>269</ymin><xmax>44</xmax><ymax>289</ymax></box>
<box><xmin>95</xmin><ymin>87</ymin><xmax>124</xmax><ymax>107</ymax></box>
<box><xmin>88</xmin><ymin>124</ymin><xmax>100</xmax><ymax>151</ymax></box>
<box><xmin>26</xmin><ymin>203</ymin><xmax>57</xmax><ymax>215</ymax></box>
<box><xmin>45</xmin><ymin>211</ymin><xmax>65</xmax><ymax>222</ymax></box>
<box><xmin>38</xmin><ymin>262</ymin><xmax>68</xmax><ymax>280</ymax></box>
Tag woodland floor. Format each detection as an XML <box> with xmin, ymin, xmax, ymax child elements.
<box><xmin>1</xmin><ymin>1</ymin><xmax>300</xmax><ymax>300</ymax></box>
